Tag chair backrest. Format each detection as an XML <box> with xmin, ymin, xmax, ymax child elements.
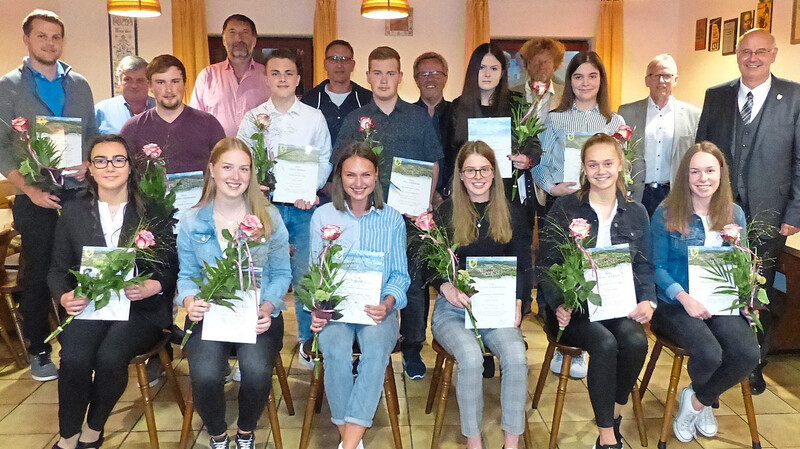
<box><xmin>0</xmin><ymin>229</ymin><xmax>13</xmax><ymax>284</ymax></box>
<box><xmin>0</xmin><ymin>180</ymin><xmax>15</xmax><ymax>209</ymax></box>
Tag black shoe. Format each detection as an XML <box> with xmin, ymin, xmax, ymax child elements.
<box><xmin>352</xmin><ymin>358</ymin><xmax>360</xmax><ymax>377</ymax></box>
<box><xmin>403</xmin><ymin>351</ymin><xmax>426</xmax><ymax>380</ymax></box>
<box><xmin>77</xmin><ymin>430</ymin><xmax>104</xmax><ymax>448</ymax></box>
<box><xmin>749</xmin><ymin>366</ymin><xmax>767</xmax><ymax>395</ymax></box>
<box><xmin>482</xmin><ymin>355</ymin><xmax>495</xmax><ymax>379</ymax></box>
<box><xmin>592</xmin><ymin>436</ymin><xmax>622</xmax><ymax>449</ymax></box>
<box><xmin>612</xmin><ymin>415</ymin><xmax>623</xmax><ymax>443</ymax></box>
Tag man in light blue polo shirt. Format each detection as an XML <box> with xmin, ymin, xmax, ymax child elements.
<box><xmin>95</xmin><ymin>55</ymin><xmax>156</xmax><ymax>134</ymax></box>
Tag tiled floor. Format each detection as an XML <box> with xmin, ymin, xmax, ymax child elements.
<box><xmin>3</xmin><ymin>297</ymin><xmax>800</xmax><ymax>449</ymax></box>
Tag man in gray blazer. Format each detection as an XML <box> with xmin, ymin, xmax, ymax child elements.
<box><xmin>618</xmin><ymin>54</ymin><xmax>700</xmax><ymax>215</ymax></box>
<box><xmin>696</xmin><ymin>29</ymin><xmax>800</xmax><ymax>394</ymax></box>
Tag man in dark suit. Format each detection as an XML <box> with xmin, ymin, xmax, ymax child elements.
<box><xmin>696</xmin><ymin>28</ymin><xmax>800</xmax><ymax>394</ymax></box>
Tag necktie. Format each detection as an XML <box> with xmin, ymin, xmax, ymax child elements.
<box><xmin>741</xmin><ymin>91</ymin><xmax>753</xmax><ymax>124</ymax></box>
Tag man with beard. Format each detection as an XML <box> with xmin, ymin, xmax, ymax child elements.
<box><xmin>121</xmin><ymin>54</ymin><xmax>225</xmax><ymax>174</ymax></box>
<box><xmin>190</xmin><ymin>14</ymin><xmax>269</xmax><ymax>137</ymax></box>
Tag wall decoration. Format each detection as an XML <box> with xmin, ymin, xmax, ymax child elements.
<box><xmin>108</xmin><ymin>15</ymin><xmax>138</xmax><ymax>97</ymax></box>
<box><xmin>756</xmin><ymin>0</ymin><xmax>773</xmax><ymax>32</ymax></box>
<box><xmin>708</xmin><ymin>17</ymin><xmax>722</xmax><ymax>52</ymax></box>
<box><xmin>695</xmin><ymin>18</ymin><xmax>708</xmax><ymax>51</ymax></box>
<box><xmin>740</xmin><ymin>10</ymin><xmax>755</xmax><ymax>36</ymax></box>
<box><xmin>792</xmin><ymin>0</ymin><xmax>800</xmax><ymax>44</ymax></box>
<box><xmin>385</xmin><ymin>8</ymin><xmax>413</xmax><ymax>36</ymax></box>
<box><xmin>722</xmin><ymin>18</ymin><xmax>738</xmax><ymax>55</ymax></box>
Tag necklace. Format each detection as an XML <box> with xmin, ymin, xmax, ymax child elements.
<box><xmin>476</xmin><ymin>206</ymin><xmax>489</xmax><ymax>229</ymax></box>
<box><xmin>214</xmin><ymin>204</ymin><xmax>246</xmax><ymax>225</ymax></box>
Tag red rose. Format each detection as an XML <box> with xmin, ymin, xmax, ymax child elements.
<box><xmin>256</xmin><ymin>113</ymin><xmax>271</xmax><ymax>130</ymax></box>
<box><xmin>358</xmin><ymin>116</ymin><xmax>373</xmax><ymax>132</ymax></box>
<box><xmin>613</xmin><ymin>125</ymin><xmax>633</xmax><ymax>142</ymax></box>
<box><xmin>530</xmin><ymin>81</ymin><xmax>548</xmax><ymax>98</ymax></box>
<box><xmin>721</xmin><ymin>223</ymin><xmax>742</xmax><ymax>243</ymax></box>
<box><xmin>321</xmin><ymin>224</ymin><xmax>342</xmax><ymax>241</ymax></box>
<box><xmin>414</xmin><ymin>212</ymin><xmax>435</xmax><ymax>231</ymax></box>
<box><xmin>11</xmin><ymin>117</ymin><xmax>29</xmax><ymax>133</ymax></box>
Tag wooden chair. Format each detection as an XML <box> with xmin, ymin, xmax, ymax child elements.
<box><xmin>638</xmin><ymin>332</ymin><xmax>761</xmax><ymax>449</ymax></box>
<box><xmin>131</xmin><ymin>332</ymin><xmax>187</xmax><ymax>449</ymax></box>
<box><xmin>531</xmin><ymin>321</ymin><xmax>648</xmax><ymax>449</ymax></box>
<box><xmin>425</xmin><ymin>339</ymin><xmax>534</xmax><ymax>449</ymax></box>
<box><xmin>298</xmin><ymin>339</ymin><xmax>403</xmax><ymax>449</ymax></box>
<box><xmin>0</xmin><ymin>228</ymin><xmax>25</xmax><ymax>368</ymax></box>
<box><xmin>178</xmin><ymin>354</ymin><xmax>291</xmax><ymax>449</ymax></box>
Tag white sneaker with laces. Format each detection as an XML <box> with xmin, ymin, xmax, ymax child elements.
<box><xmin>570</xmin><ymin>352</ymin><xmax>588</xmax><ymax>379</ymax></box>
<box><xmin>298</xmin><ymin>342</ymin><xmax>316</xmax><ymax>370</ymax></box>
<box><xmin>695</xmin><ymin>405</ymin><xmax>718</xmax><ymax>437</ymax></box>
<box><xmin>673</xmin><ymin>386</ymin><xmax>700</xmax><ymax>442</ymax></box>
<box><xmin>549</xmin><ymin>349</ymin><xmax>564</xmax><ymax>374</ymax></box>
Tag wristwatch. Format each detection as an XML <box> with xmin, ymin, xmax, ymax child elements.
<box><xmin>649</xmin><ymin>300</ymin><xmax>658</xmax><ymax>310</ymax></box>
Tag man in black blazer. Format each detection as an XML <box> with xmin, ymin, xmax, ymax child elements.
<box><xmin>696</xmin><ymin>28</ymin><xmax>800</xmax><ymax>394</ymax></box>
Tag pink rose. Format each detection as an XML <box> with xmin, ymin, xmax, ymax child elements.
<box><xmin>321</xmin><ymin>224</ymin><xmax>342</xmax><ymax>241</ymax></box>
<box><xmin>414</xmin><ymin>212</ymin><xmax>435</xmax><ymax>231</ymax></box>
<box><xmin>721</xmin><ymin>223</ymin><xmax>742</xmax><ymax>243</ymax></box>
<box><xmin>613</xmin><ymin>125</ymin><xmax>633</xmax><ymax>142</ymax></box>
<box><xmin>240</xmin><ymin>214</ymin><xmax>263</xmax><ymax>239</ymax></box>
<box><xmin>11</xmin><ymin>117</ymin><xmax>29</xmax><ymax>133</ymax></box>
<box><xmin>530</xmin><ymin>80</ymin><xmax>548</xmax><ymax>98</ymax></box>
<box><xmin>256</xmin><ymin>113</ymin><xmax>271</xmax><ymax>130</ymax></box>
<box><xmin>569</xmin><ymin>218</ymin><xmax>591</xmax><ymax>240</ymax></box>
<box><xmin>358</xmin><ymin>116</ymin><xmax>373</xmax><ymax>132</ymax></box>
<box><xmin>142</xmin><ymin>143</ymin><xmax>162</xmax><ymax>159</ymax></box>
<box><xmin>134</xmin><ymin>229</ymin><xmax>156</xmax><ymax>249</ymax></box>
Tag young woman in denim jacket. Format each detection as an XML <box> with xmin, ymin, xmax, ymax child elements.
<box><xmin>650</xmin><ymin>142</ymin><xmax>759</xmax><ymax>444</ymax></box>
<box><xmin>176</xmin><ymin>138</ymin><xmax>291</xmax><ymax>449</ymax></box>
<box><xmin>537</xmin><ymin>133</ymin><xmax>655</xmax><ymax>449</ymax></box>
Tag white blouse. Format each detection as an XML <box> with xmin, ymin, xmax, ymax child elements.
<box><xmin>590</xmin><ymin>199</ymin><xmax>618</xmax><ymax>248</ymax></box>
<box><xmin>98</xmin><ymin>201</ymin><xmax>127</xmax><ymax>247</ymax></box>
<box><xmin>699</xmin><ymin>214</ymin><xmax>723</xmax><ymax>247</ymax></box>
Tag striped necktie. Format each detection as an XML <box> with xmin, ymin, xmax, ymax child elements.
<box><xmin>741</xmin><ymin>91</ymin><xmax>753</xmax><ymax>124</ymax></box>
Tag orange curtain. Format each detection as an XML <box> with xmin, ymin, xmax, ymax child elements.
<box><xmin>172</xmin><ymin>0</ymin><xmax>209</xmax><ymax>103</ymax></box>
<box><xmin>596</xmin><ymin>0</ymin><xmax>624</xmax><ymax>111</ymax></box>
<box><xmin>314</xmin><ymin>0</ymin><xmax>338</xmax><ymax>85</ymax></box>
<box><xmin>465</xmin><ymin>0</ymin><xmax>490</xmax><ymax>66</ymax></box>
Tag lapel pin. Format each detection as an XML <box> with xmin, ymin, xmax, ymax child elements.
<box><xmin>777</xmin><ymin>94</ymin><xmax>783</xmax><ymax>100</ymax></box>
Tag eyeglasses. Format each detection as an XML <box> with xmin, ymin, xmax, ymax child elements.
<box><xmin>738</xmin><ymin>48</ymin><xmax>774</xmax><ymax>58</ymax></box>
<box><xmin>326</xmin><ymin>55</ymin><xmax>353</xmax><ymax>63</ymax></box>
<box><xmin>416</xmin><ymin>70</ymin><xmax>447</xmax><ymax>78</ymax></box>
<box><xmin>647</xmin><ymin>73</ymin><xmax>674</xmax><ymax>82</ymax></box>
<box><xmin>462</xmin><ymin>166</ymin><xmax>493</xmax><ymax>178</ymax></box>
<box><xmin>91</xmin><ymin>156</ymin><xmax>129</xmax><ymax>169</ymax></box>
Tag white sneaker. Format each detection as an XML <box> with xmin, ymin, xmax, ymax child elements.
<box><xmin>297</xmin><ymin>342</ymin><xmax>316</xmax><ymax>370</ymax></box>
<box><xmin>695</xmin><ymin>405</ymin><xmax>718</xmax><ymax>437</ymax></box>
<box><xmin>549</xmin><ymin>349</ymin><xmax>564</xmax><ymax>374</ymax></box>
<box><xmin>673</xmin><ymin>386</ymin><xmax>700</xmax><ymax>443</ymax></box>
<box><xmin>570</xmin><ymin>352</ymin><xmax>588</xmax><ymax>379</ymax></box>
<box><xmin>232</xmin><ymin>366</ymin><xmax>241</xmax><ymax>382</ymax></box>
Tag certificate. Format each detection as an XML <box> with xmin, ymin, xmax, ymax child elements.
<box><xmin>688</xmin><ymin>246</ymin><xmax>737</xmax><ymax>316</ymax></box>
<box><xmin>74</xmin><ymin>246</ymin><xmax>131</xmax><ymax>321</ymax></box>
<box><xmin>201</xmin><ymin>289</ymin><xmax>259</xmax><ymax>344</ymax></box>
<box><xmin>387</xmin><ymin>157</ymin><xmax>434</xmax><ymax>216</ymax></box>
<box><xmin>271</xmin><ymin>144</ymin><xmax>319</xmax><ymax>204</ymax></box>
<box><xmin>466</xmin><ymin>256</ymin><xmax>517</xmax><ymax>329</ymax></box>
<box><xmin>584</xmin><ymin>244</ymin><xmax>638</xmax><ymax>322</ymax></box>
<box><xmin>563</xmin><ymin>132</ymin><xmax>594</xmax><ymax>184</ymax></box>
<box><xmin>36</xmin><ymin>116</ymin><xmax>83</xmax><ymax>170</ymax></box>
<box><xmin>168</xmin><ymin>171</ymin><xmax>204</xmax><ymax>229</ymax></box>
<box><xmin>468</xmin><ymin>117</ymin><xmax>512</xmax><ymax>178</ymax></box>
<box><xmin>333</xmin><ymin>250</ymin><xmax>384</xmax><ymax>325</ymax></box>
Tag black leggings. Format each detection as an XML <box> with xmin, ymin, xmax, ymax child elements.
<box><xmin>545</xmin><ymin>308</ymin><xmax>648</xmax><ymax>428</ymax></box>
<box><xmin>57</xmin><ymin>312</ymin><xmax>163</xmax><ymax>438</ymax></box>
<box><xmin>652</xmin><ymin>302</ymin><xmax>760</xmax><ymax>406</ymax></box>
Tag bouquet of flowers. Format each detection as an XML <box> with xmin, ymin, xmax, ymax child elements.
<box><xmin>180</xmin><ymin>215</ymin><xmax>264</xmax><ymax>348</ymax></box>
<box><xmin>45</xmin><ymin>227</ymin><xmax>158</xmax><ymax>343</ymax></box>
<box><xmin>509</xmin><ymin>81</ymin><xmax>548</xmax><ymax>200</ymax></box>
<box><xmin>547</xmin><ymin>218</ymin><xmax>602</xmax><ymax>341</ymax></box>
<box><xmin>5</xmin><ymin>116</ymin><xmax>64</xmax><ymax>193</ymax></box>
<box><xmin>612</xmin><ymin>125</ymin><xmax>639</xmax><ymax>189</ymax></box>
<box><xmin>249</xmin><ymin>113</ymin><xmax>278</xmax><ymax>191</ymax></box>
<box><xmin>139</xmin><ymin>144</ymin><xmax>177</xmax><ymax>217</ymax></box>
<box><xmin>359</xmin><ymin>116</ymin><xmax>384</xmax><ymax>162</ymax></box>
<box><xmin>413</xmin><ymin>212</ymin><xmax>484</xmax><ymax>351</ymax></box>
<box><xmin>702</xmin><ymin>223</ymin><xmax>770</xmax><ymax>330</ymax></box>
<box><xmin>295</xmin><ymin>224</ymin><xmax>348</xmax><ymax>378</ymax></box>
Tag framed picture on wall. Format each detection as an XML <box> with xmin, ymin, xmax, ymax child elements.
<box><xmin>756</xmin><ymin>0</ymin><xmax>773</xmax><ymax>32</ymax></box>
<box><xmin>792</xmin><ymin>0</ymin><xmax>800</xmax><ymax>44</ymax></box>
<box><xmin>385</xmin><ymin>8</ymin><xmax>413</xmax><ymax>36</ymax></box>
<box><xmin>695</xmin><ymin>18</ymin><xmax>708</xmax><ymax>51</ymax></box>
<box><xmin>708</xmin><ymin>17</ymin><xmax>722</xmax><ymax>52</ymax></box>
<box><xmin>740</xmin><ymin>10</ymin><xmax>755</xmax><ymax>36</ymax></box>
<box><xmin>722</xmin><ymin>18</ymin><xmax>738</xmax><ymax>55</ymax></box>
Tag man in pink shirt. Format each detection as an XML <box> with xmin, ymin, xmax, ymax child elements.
<box><xmin>190</xmin><ymin>14</ymin><xmax>270</xmax><ymax>137</ymax></box>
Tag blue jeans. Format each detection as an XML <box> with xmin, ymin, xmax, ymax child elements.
<box><xmin>275</xmin><ymin>204</ymin><xmax>313</xmax><ymax>342</ymax></box>
<box><xmin>318</xmin><ymin>311</ymin><xmax>399</xmax><ymax>427</ymax></box>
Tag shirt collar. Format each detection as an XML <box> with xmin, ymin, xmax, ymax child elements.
<box><xmin>738</xmin><ymin>75</ymin><xmax>772</xmax><ymax>97</ymax></box>
<box><xmin>265</xmin><ymin>96</ymin><xmax>301</xmax><ymax>116</ymax></box>
<box><xmin>577</xmin><ymin>190</ymin><xmax>630</xmax><ymax>211</ymax></box>
<box><xmin>344</xmin><ymin>201</ymin><xmax>382</xmax><ymax>218</ymax></box>
<box><xmin>223</xmin><ymin>58</ymin><xmax>258</xmax><ymax>72</ymax></box>
<box><xmin>124</xmin><ymin>95</ymin><xmax>157</xmax><ymax>110</ymax></box>
<box><xmin>646</xmin><ymin>95</ymin><xmax>674</xmax><ymax>112</ymax></box>
<box><xmin>24</xmin><ymin>57</ymin><xmax>66</xmax><ymax>80</ymax></box>
<box><xmin>570</xmin><ymin>102</ymin><xmax>600</xmax><ymax>113</ymax></box>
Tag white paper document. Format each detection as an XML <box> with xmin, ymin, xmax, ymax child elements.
<box><xmin>466</xmin><ymin>256</ymin><xmax>517</xmax><ymax>329</ymax></box>
<box><xmin>334</xmin><ymin>250</ymin><xmax>384</xmax><ymax>325</ymax></box>
<box><xmin>562</xmin><ymin>132</ymin><xmax>594</xmax><ymax>184</ymax></box>
<box><xmin>688</xmin><ymin>246</ymin><xmax>738</xmax><ymax>316</ymax></box>
<box><xmin>387</xmin><ymin>157</ymin><xmax>434</xmax><ymax>216</ymax></box>
<box><xmin>36</xmin><ymin>116</ymin><xmax>83</xmax><ymax>170</ymax></box>
<box><xmin>74</xmin><ymin>246</ymin><xmax>131</xmax><ymax>321</ymax></box>
<box><xmin>584</xmin><ymin>244</ymin><xmax>638</xmax><ymax>322</ymax></box>
<box><xmin>168</xmin><ymin>171</ymin><xmax>204</xmax><ymax>229</ymax></box>
<box><xmin>201</xmin><ymin>289</ymin><xmax>259</xmax><ymax>344</ymax></box>
<box><xmin>468</xmin><ymin>117</ymin><xmax>513</xmax><ymax>178</ymax></box>
<box><xmin>271</xmin><ymin>144</ymin><xmax>320</xmax><ymax>204</ymax></box>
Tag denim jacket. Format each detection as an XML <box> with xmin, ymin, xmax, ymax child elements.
<box><xmin>176</xmin><ymin>201</ymin><xmax>292</xmax><ymax>316</ymax></box>
<box><xmin>650</xmin><ymin>203</ymin><xmax>747</xmax><ymax>304</ymax></box>
<box><xmin>536</xmin><ymin>191</ymin><xmax>656</xmax><ymax>314</ymax></box>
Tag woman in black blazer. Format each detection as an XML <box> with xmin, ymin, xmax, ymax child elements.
<box><xmin>48</xmin><ymin>135</ymin><xmax>177</xmax><ymax>449</ymax></box>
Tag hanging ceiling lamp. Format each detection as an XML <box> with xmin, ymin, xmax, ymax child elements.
<box><xmin>361</xmin><ymin>0</ymin><xmax>410</xmax><ymax>20</ymax></box>
<box><xmin>108</xmin><ymin>0</ymin><xmax>162</xmax><ymax>18</ymax></box>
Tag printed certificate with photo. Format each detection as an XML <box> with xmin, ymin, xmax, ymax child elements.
<box><xmin>466</xmin><ymin>256</ymin><xmax>517</xmax><ymax>329</ymax></box>
<box><xmin>468</xmin><ymin>117</ymin><xmax>513</xmax><ymax>178</ymax></box>
<box><xmin>36</xmin><ymin>116</ymin><xmax>83</xmax><ymax>170</ymax></box>
<box><xmin>271</xmin><ymin>144</ymin><xmax>320</xmax><ymax>204</ymax></box>
<box><xmin>584</xmin><ymin>244</ymin><xmax>637</xmax><ymax>322</ymax></box>
<box><xmin>387</xmin><ymin>157</ymin><xmax>434</xmax><ymax>217</ymax></box>
<box><xmin>201</xmin><ymin>289</ymin><xmax>260</xmax><ymax>344</ymax></box>
<box><xmin>334</xmin><ymin>250</ymin><xmax>385</xmax><ymax>325</ymax></box>
<box><xmin>688</xmin><ymin>246</ymin><xmax>738</xmax><ymax>316</ymax></box>
<box><xmin>562</xmin><ymin>132</ymin><xmax>594</xmax><ymax>184</ymax></box>
<box><xmin>74</xmin><ymin>246</ymin><xmax>132</xmax><ymax>322</ymax></box>
<box><xmin>168</xmin><ymin>171</ymin><xmax>204</xmax><ymax>229</ymax></box>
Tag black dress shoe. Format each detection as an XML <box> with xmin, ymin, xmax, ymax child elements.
<box><xmin>749</xmin><ymin>366</ymin><xmax>767</xmax><ymax>395</ymax></box>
